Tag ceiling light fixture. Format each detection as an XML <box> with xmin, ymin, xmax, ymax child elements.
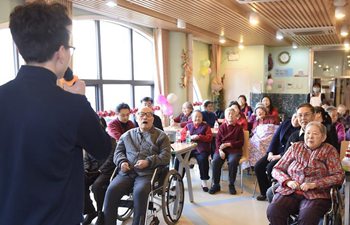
<box><xmin>341</xmin><ymin>25</ymin><xmax>349</xmax><ymax>37</ymax></box>
<box><xmin>219</xmin><ymin>35</ymin><xmax>226</xmax><ymax>44</ymax></box>
<box><xmin>335</xmin><ymin>6</ymin><xmax>346</xmax><ymax>19</ymax></box>
<box><xmin>177</xmin><ymin>19</ymin><xmax>186</xmax><ymax>29</ymax></box>
<box><xmin>276</xmin><ymin>31</ymin><xmax>284</xmax><ymax>40</ymax></box>
<box><xmin>249</xmin><ymin>12</ymin><xmax>259</xmax><ymax>26</ymax></box>
<box><xmin>292</xmin><ymin>42</ymin><xmax>298</xmax><ymax>49</ymax></box>
<box><xmin>105</xmin><ymin>0</ymin><xmax>117</xmax><ymax>7</ymax></box>
<box><xmin>344</xmin><ymin>39</ymin><xmax>350</xmax><ymax>50</ymax></box>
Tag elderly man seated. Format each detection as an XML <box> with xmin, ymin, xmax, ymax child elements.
<box><xmin>101</xmin><ymin>106</ymin><xmax>171</xmax><ymax>225</ymax></box>
<box><xmin>267</xmin><ymin>121</ymin><xmax>345</xmax><ymax>225</ymax></box>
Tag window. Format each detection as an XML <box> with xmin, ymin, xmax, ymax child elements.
<box><xmin>85</xmin><ymin>86</ymin><xmax>97</xmax><ymax>112</ymax></box>
<box><xmin>0</xmin><ymin>28</ymin><xmax>16</xmax><ymax>85</ymax></box>
<box><xmin>133</xmin><ymin>31</ymin><xmax>155</xmax><ymax>81</ymax></box>
<box><xmin>100</xmin><ymin>21</ymin><xmax>132</xmax><ymax>80</ymax></box>
<box><xmin>134</xmin><ymin>85</ymin><xmax>152</xmax><ymax>106</ymax></box>
<box><xmin>103</xmin><ymin>84</ymin><xmax>132</xmax><ymax>111</ymax></box>
<box><xmin>72</xmin><ymin>19</ymin><xmax>155</xmax><ymax>111</ymax></box>
<box><xmin>72</xmin><ymin>20</ymin><xmax>98</xmax><ymax>79</ymax></box>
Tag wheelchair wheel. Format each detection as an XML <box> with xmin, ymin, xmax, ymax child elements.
<box><xmin>116</xmin><ymin>194</ymin><xmax>134</xmax><ymax>221</ymax></box>
<box><xmin>161</xmin><ymin>169</ymin><xmax>184</xmax><ymax>225</ymax></box>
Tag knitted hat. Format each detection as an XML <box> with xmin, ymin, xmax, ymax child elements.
<box><xmin>255</xmin><ymin>102</ymin><xmax>267</xmax><ymax>114</ymax></box>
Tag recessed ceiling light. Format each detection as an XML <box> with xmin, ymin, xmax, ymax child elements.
<box><xmin>341</xmin><ymin>25</ymin><xmax>349</xmax><ymax>37</ymax></box>
<box><xmin>314</xmin><ymin>60</ymin><xmax>317</xmax><ymax>64</ymax></box>
<box><xmin>344</xmin><ymin>39</ymin><xmax>350</xmax><ymax>50</ymax></box>
<box><xmin>335</xmin><ymin>7</ymin><xmax>346</xmax><ymax>19</ymax></box>
<box><xmin>318</xmin><ymin>65</ymin><xmax>322</xmax><ymax>68</ymax></box>
<box><xmin>105</xmin><ymin>1</ymin><xmax>117</xmax><ymax>7</ymax></box>
<box><xmin>249</xmin><ymin>12</ymin><xmax>259</xmax><ymax>26</ymax></box>
<box><xmin>219</xmin><ymin>35</ymin><xmax>226</xmax><ymax>44</ymax></box>
<box><xmin>276</xmin><ymin>31</ymin><xmax>284</xmax><ymax>40</ymax></box>
<box><xmin>292</xmin><ymin>42</ymin><xmax>298</xmax><ymax>49</ymax></box>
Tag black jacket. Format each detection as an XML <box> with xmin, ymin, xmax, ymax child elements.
<box><xmin>0</xmin><ymin>66</ymin><xmax>111</xmax><ymax>225</ymax></box>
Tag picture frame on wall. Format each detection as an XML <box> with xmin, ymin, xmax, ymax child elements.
<box><xmin>227</xmin><ymin>51</ymin><xmax>239</xmax><ymax>61</ymax></box>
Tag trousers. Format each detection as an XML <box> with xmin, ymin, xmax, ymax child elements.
<box><xmin>211</xmin><ymin>152</ymin><xmax>241</xmax><ymax>186</ymax></box>
<box><xmin>103</xmin><ymin>172</ymin><xmax>152</xmax><ymax>225</ymax></box>
<box><xmin>267</xmin><ymin>193</ymin><xmax>331</xmax><ymax>225</ymax></box>
<box><xmin>84</xmin><ymin>172</ymin><xmax>111</xmax><ymax>214</ymax></box>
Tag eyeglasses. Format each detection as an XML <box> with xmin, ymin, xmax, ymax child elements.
<box><xmin>297</xmin><ymin>112</ymin><xmax>313</xmax><ymax>118</ymax></box>
<box><xmin>65</xmin><ymin>45</ymin><xmax>75</xmax><ymax>56</ymax></box>
<box><xmin>137</xmin><ymin>112</ymin><xmax>153</xmax><ymax>118</ymax></box>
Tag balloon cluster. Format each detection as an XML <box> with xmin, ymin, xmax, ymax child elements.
<box><xmin>193</xmin><ymin>101</ymin><xmax>203</xmax><ymax>106</ymax></box>
<box><xmin>97</xmin><ymin>110</ymin><xmax>116</xmax><ymax>117</ymax></box>
<box><xmin>200</xmin><ymin>59</ymin><xmax>212</xmax><ymax>76</ymax></box>
<box><xmin>156</xmin><ymin>93</ymin><xmax>178</xmax><ymax>116</ymax></box>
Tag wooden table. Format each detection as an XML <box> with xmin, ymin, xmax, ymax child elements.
<box><xmin>171</xmin><ymin>142</ymin><xmax>197</xmax><ymax>202</ymax></box>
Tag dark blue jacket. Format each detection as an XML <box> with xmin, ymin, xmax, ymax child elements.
<box><xmin>0</xmin><ymin>66</ymin><xmax>111</xmax><ymax>225</ymax></box>
<box><xmin>267</xmin><ymin>119</ymin><xmax>299</xmax><ymax>155</ymax></box>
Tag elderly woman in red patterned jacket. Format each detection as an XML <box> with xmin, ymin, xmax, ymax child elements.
<box><xmin>267</xmin><ymin>121</ymin><xmax>345</xmax><ymax>225</ymax></box>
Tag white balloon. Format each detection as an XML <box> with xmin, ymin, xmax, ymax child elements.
<box><xmin>167</xmin><ymin>93</ymin><xmax>178</xmax><ymax>104</ymax></box>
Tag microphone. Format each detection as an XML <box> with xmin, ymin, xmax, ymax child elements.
<box><xmin>61</xmin><ymin>67</ymin><xmax>78</xmax><ymax>87</ymax></box>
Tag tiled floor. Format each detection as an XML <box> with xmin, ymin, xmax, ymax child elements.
<box><xmin>105</xmin><ymin>166</ymin><xmax>270</xmax><ymax>225</ymax></box>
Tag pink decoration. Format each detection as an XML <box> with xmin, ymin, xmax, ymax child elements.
<box><xmin>267</xmin><ymin>78</ymin><xmax>274</xmax><ymax>85</ymax></box>
<box><xmin>152</xmin><ymin>106</ymin><xmax>160</xmax><ymax>111</ymax></box>
<box><xmin>162</xmin><ymin>103</ymin><xmax>173</xmax><ymax>116</ymax></box>
<box><xmin>156</xmin><ymin>95</ymin><xmax>168</xmax><ymax>105</ymax></box>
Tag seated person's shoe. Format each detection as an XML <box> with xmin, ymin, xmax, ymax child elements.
<box><xmin>94</xmin><ymin>211</ymin><xmax>104</xmax><ymax>225</ymax></box>
<box><xmin>82</xmin><ymin>211</ymin><xmax>97</xmax><ymax>225</ymax></box>
<box><xmin>256</xmin><ymin>195</ymin><xmax>267</xmax><ymax>201</ymax></box>
<box><xmin>229</xmin><ymin>185</ymin><xmax>237</xmax><ymax>195</ymax></box>
<box><xmin>208</xmin><ymin>184</ymin><xmax>221</xmax><ymax>194</ymax></box>
<box><xmin>202</xmin><ymin>186</ymin><xmax>209</xmax><ymax>192</ymax></box>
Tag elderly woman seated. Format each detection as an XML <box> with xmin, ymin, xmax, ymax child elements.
<box><xmin>171</xmin><ymin>101</ymin><xmax>193</xmax><ymax>128</ymax></box>
<box><xmin>267</xmin><ymin>121</ymin><xmax>345</xmax><ymax>225</ymax></box>
<box><xmin>247</xmin><ymin>103</ymin><xmax>279</xmax><ymax>167</ymax></box>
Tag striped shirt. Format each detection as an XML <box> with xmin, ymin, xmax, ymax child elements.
<box><xmin>272</xmin><ymin>142</ymin><xmax>345</xmax><ymax>199</ymax></box>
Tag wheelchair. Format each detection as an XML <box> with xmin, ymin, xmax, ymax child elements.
<box><xmin>110</xmin><ymin>166</ymin><xmax>185</xmax><ymax>225</ymax></box>
<box><xmin>269</xmin><ymin>181</ymin><xmax>343</xmax><ymax>225</ymax></box>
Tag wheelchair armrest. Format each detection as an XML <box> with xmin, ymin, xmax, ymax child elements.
<box><xmin>110</xmin><ymin>167</ymin><xmax>118</xmax><ymax>182</ymax></box>
<box><xmin>151</xmin><ymin>165</ymin><xmax>169</xmax><ymax>189</ymax></box>
<box><xmin>323</xmin><ymin>185</ymin><xmax>342</xmax><ymax>222</ymax></box>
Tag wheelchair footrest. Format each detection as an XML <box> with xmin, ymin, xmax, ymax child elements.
<box><xmin>119</xmin><ymin>200</ymin><xmax>133</xmax><ymax>208</ymax></box>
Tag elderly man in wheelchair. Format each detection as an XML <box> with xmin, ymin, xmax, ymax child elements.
<box><xmin>100</xmin><ymin>106</ymin><xmax>181</xmax><ymax>225</ymax></box>
<box><xmin>267</xmin><ymin>121</ymin><xmax>345</xmax><ymax>225</ymax></box>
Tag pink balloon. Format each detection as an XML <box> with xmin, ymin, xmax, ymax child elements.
<box><xmin>156</xmin><ymin>95</ymin><xmax>168</xmax><ymax>105</ymax></box>
<box><xmin>163</xmin><ymin>104</ymin><xmax>173</xmax><ymax>116</ymax></box>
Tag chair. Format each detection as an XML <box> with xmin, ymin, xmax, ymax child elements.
<box><xmin>110</xmin><ymin>166</ymin><xmax>185</xmax><ymax>225</ymax></box>
<box><xmin>238</xmin><ymin>130</ymin><xmax>250</xmax><ymax>193</ymax></box>
<box><xmin>221</xmin><ymin>130</ymin><xmax>250</xmax><ymax>193</ymax></box>
<box><xmin>340</xmin><ymin>140</ymin><xmax>349</xmax><ymax>160</ymax></box>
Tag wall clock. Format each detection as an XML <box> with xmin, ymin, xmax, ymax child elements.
<box><xmin>278</xmin><ymin>51</ymin><xmax>291</xmax><ymax>64</ymax></box>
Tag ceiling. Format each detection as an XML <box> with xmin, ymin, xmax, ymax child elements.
<box><xmin>71</xmin><ymin>0</ymin><xmax>350</xmax><ymax>48</ymax></box>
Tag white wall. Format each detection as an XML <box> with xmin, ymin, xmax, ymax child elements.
<box><xmin>220</xmin><ymin>45</ymin><xmax>265</xmax><ymax>106</ymax></box>
<box><xmin>267</xmin><ymin>46</ymin><xmax>310</xmax><ymax>94</ymax></box>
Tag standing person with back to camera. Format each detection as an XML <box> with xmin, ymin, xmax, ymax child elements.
<box><xmin>0</xmin><ymin>1</ymin><xmax>111</xmax><ymax>225</ymax></box>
